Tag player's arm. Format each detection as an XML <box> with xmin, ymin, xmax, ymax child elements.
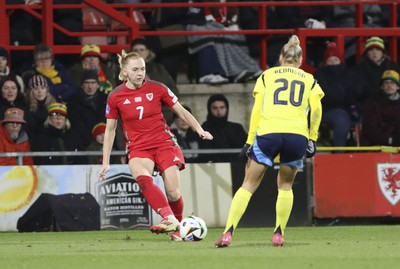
<box><xmin>309</xmin><ymin>83</ymin><xmax>324</xmax><ymax>141</ymax></box>
<box><xmin>99</xmin><ymin>118</ymin><xmax>117</xmax><ymax>181</ymax></box>
<box><xmin>246</xmin><ymin>78</ymin><xmax>264</xmax><ymax>145</ymax></box>
<box><xmin>171</xmin><ymin>102</ymin><xmax>213</xmax><ymax>140</ymax></box>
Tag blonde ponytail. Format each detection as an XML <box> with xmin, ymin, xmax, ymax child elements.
<box><xmin>280</xmin><ymin>35</ymin><xmax>303</xmax><ymax>66</ymax></box>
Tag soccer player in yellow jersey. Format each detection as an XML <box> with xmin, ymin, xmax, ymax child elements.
<box><xmin>215</xmin><ymin>35</ymin><xmax>324</xmax><ymax>247</ymax></box>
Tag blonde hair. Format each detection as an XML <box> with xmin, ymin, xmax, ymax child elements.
<box><xmin>280</xmin><ymin>35</ymin><xmax>302</xmax><ymax>66</ymax></box>
<box><xmin>44</xmin><ymin>115</ymin><xmax>71</xmax><ymax>130</ymax></box>
<box><xmin>26</xmin><ymin>88</ymin><xmax>56</xmax><ymax>112</ymax></box>
<box><xmin>117</xmin><ymin>50</ymin><xmax>143</xmax><ymax>81</ymax></box>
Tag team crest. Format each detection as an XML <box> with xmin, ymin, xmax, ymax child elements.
<box><xmin>146</xmin><ymin>93</ymin><xmax>153</xmax><ymax>101</ymax></box>
<box><xmin>377</xmin><ymin>163</ymin><xmax>400</xmax><ymax>205</ymax></box>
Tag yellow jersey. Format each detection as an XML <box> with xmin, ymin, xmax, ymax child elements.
<box><xmin>246</xmin><ymin>66</ymin><xmax>324</xmax><ymax>145</ymax></box>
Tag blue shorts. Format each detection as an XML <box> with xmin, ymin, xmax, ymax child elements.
<box><xmin>248</xmin><ymin>133</ymin><xmax>307</xmax><ymax>168</ymax></box>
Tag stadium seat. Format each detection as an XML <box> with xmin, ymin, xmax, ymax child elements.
<box><xmin>81</xmin><ymin>8</ymin><xmax>109</xmax><ymax>58</ymax></box>
<box><xmin>82</xmin><ymin>8</ymin><xmax>108</xmax><ymax>31</ymax></box>
<box><xmin>111</xmin><ymin>10</ymin><xmax>150</xmax><ymax>44</ymax></box>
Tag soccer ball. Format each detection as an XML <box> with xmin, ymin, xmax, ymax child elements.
<box><xmin>179</xmin><ymin>215</ymin><xmax>208</xmax><ymax>241</ymax></box>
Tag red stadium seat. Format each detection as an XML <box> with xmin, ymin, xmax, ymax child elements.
<box><xmin>110</xmin><ymin>10</ymin><xmax>150</xmax><ymax>44</ymax></box>
<box><xmin>82</xmin><ymin>8</ymin><xmax>108</xmax><ymax>31</ymax></box>
<box><xmin>81</xmin><ymin>8</ymin><xmax>109</xmax><ymax>58</ymax></box>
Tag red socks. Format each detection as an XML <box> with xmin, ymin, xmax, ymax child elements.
<box><xmin>169</xmin><ymin>196</ymin><xmax>184</xmax><ymax>222</ymax></box>
<box><xmin>136</xmin><ymin>175</ymin><xmax>173</xmax><ymax>217</ymax></box>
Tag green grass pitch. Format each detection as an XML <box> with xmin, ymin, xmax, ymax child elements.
<box><xmin>1</xmin><ymin>226</ymin><xmax>399</xmax><ymax>269</ymax></box>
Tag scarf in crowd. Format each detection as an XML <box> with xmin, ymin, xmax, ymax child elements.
<box><xmin>36</xmin><ymin>65</ymin><xmax>62</xmax><ymax>84</ymax></box>
<box><xmin>91</xmin><ymin>66</ymin><xmax>113</xmax><ymax>94</ymax></box>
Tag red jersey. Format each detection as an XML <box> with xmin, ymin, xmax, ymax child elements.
<box><xmin>106</xmin><ymin>79</ymin><xmax>178</xmax><ymax>151</ymax></box>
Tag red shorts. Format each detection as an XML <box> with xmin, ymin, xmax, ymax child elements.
<box><xmin>128</xmin><ymin>145</ymin><xmax>185</xmax><ymax>174</ymax></box>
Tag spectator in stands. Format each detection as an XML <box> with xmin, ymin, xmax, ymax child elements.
<box><xmin>0</xmin><ymin>47</ymin><xmax>25</xmax><ymax>93</ymax></box>
<box><xmin>170</xmin><ymin>104</ymin><xmax>199</xmax><ymax>163</ymax></box>
<box><xmin>85</xmin><ymin>122</ymin><xmax>106</xmax><ymax>164</ymax></box>
<box><xmin>354</xmin><ymin>36</ymin><xmax>400</xmax><ymax>106</ymax></box>
<box><xmin>324</xmin><ymin>2</ymin><xmax>385</xmax><ymax>65</ymax></box>
<box><xmin>22</xmin><ymin>44</ymin><xmax>78</xmax><ymax>102</ymax></box>
<box><xmin>0</xmin><ymin>75</ymin><xmax>29</xmax><ymax>126</ymax></box>
<box><xmin>0</xmin><ymin>107</ymin><xmax>34</xmax><ymax>165</ymax></box>
<box><xmin>314</xmin><ymin>42</ymin><xmax>362</xmax><ymax>147</ymax></box>
<box><xmin>67</xmin><ymin>70</ymin><xmax>107</xmax><ymax>148</ymax></box>
<box><xmin>131</xmin><ymin>37</ymin><xmax>178</xmax><ymax>94</ymax></box>
<box><xmin>84</xmin><ymin>121</ymin><xmax>121</xmax><ymax>164</ymax></box>
<box><xmin>31</xmin><ymin>102</ymin><xmax>87</xmax><ymax>165</ymax></box>
<box><xmin>25</xmin><ymin>74</ymin><xmax>56</xmax><ymax>138</ymax></box>
<box><xmin>68</xmin><ymin>44</ymin><xmax>114</xmax><ymax>95</ymax></box>
<box><xmin>198</xmin><ymin>94</ymin><xmax>247</xmax><ymax>162</ymax></box>
<box><xmin>185</xmin><ymin>0</ymin><xmax>262</xmax><ymax>84</ymax></box>
<box><xmin>361</xmin><ymin>70</ymin><xmax>400</xmax><ymax>147</ymax></box>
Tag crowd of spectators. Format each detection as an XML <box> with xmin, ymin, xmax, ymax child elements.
<box><xmin>2</xmin><ymin>1</ymin><xmax>400</xmax><ymax>165</ymax></box>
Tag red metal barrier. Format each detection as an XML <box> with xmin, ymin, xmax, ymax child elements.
<box><xmin>0</xmin><ymin>0</ymin><xmax>399</xmax><ymax>71</ymax></box>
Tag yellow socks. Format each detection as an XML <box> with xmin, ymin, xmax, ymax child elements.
<box><xmin>223</xmin><ymin>187</ymin><xmax>252</xmax><ymax>234</ymax></box>
<box><xmin>274</xmin><ymin>189</ymin><xmax>294</xmax><ymax>235</ymax></box>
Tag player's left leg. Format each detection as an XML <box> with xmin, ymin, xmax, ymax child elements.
<box><xmin>162</xmin><ymin>165</ymin><xmax>183</xmax><ymax>221</ymax></box>
<box><xmin>157</xmin><ymin>145</ymin><xmax>186</xmax><ymax>241</ymax></box>
<box><xmin>157</xmin><ymin>145</ymin><xmax>185</xmax><ymax>222</ymax></box>
<box><xmin>273</xmin><ymin>134</ymin><xmax>306</xmax><ymax>246</ymax></box>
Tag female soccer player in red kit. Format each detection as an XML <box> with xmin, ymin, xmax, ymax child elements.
<box><xmin>98</xmin><ymin>50</ymin><xmax>213</xmax><ymax>241</ymax></box>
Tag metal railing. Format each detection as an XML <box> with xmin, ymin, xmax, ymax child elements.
<box><xmin>1</xmin><ymin>146</ymin><xmax>397</xmax><ymax>166</ymax></box>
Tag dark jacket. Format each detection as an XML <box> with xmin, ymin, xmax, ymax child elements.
<box><xmin>199</xmin><ymin>94</ymin><xmax>247</xmax><ymax>162</ymax></box>
<box><xmin>361</xmin><ymin>92</ymin><xmax>400</xmax><ymax>146</ymax></box>
<box><xmin>314</xmin><ymin>64</ymin><xmax>361</xmax><ymax>113</ymax></box>
<box><xmin>31</xmin><ymin>124</ymin><xmax>87</xmax><ymax>165</ymax></box>
<box><xmin>67</xmin><ymin>90</ymin><xmax>107</xmax><ymax>148</ymax></box>
<box><xmin>354</xmin><ymin>55</ymin><xmax>400</xmax><ymax>104</ymax></box>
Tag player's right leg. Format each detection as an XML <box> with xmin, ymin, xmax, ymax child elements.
<box><xmin>215</xmin><ymin>159</ymin><xmax>267</xmax><ymax>248</ymax></box>
<box><xmin>272</xmin><ymin>134</ymin><xmax>306</xmax><ymax>246</ymax></box>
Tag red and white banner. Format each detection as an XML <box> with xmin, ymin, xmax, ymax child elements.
<box><xmin>314</xmin><ymin>153</ymin><xmax>400</xmax><ymax>218</ymax></box>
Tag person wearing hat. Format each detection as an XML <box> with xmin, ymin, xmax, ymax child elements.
<box><xmin>26</xmin><ymin>74</ymin><xmax>56</xmax><ymax>137</ymax></box>
<box><xmin>198</xmin><ymin>93</ymin><xmax>247</xmax><ymax>162</ymax></box>
<box><xmin>68</xmin><ymin>44</ymin><xmax>114</xmax><ymax>95</ymax></box>
<box><xmin>0</xmin><ymin>107</ymin><xmax>34</xmax><ymax>165</ymax></box>
<box><xmin>361</xmin><ymin>70</ymin><xmax>400</xmax><ymax>146</ymax></box>
<box><xmin>67</xmin><ymin>69</ymin><xmax>107</xmax><ymax>148</ymax></box>
<box><xmin>21</xmin><ymin>43</ymin><xmax>78</xmax><ymax>102</ymax></box>
<box><xmin>314</xmin><ymin>42</ymin><xmax>362</xmax><ymax>147</ymax></box>
<box><xmin>0</xmin><ymin>47</ymin><xmax>25</xmax><ymax>93</ymax></box>
<box><xmin>85</xmin><ymin>122</ymin><xmax>119</xmax><ymax>164</ymax></box>
<box><xmin>354</xmin><ymin>36</ymin><xmax>400</xmax><ymax>105</ymax></box>
<box><xmin>30</xmin><ymin>102</ymin><xmax>87</xmax><ymax>165</ymax></box>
